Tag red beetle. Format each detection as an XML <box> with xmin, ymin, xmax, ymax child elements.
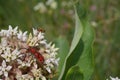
<box><xmin>27</xmin><ymin>46</ymin><xmax>44</xmax><ymax>64</ymax></box>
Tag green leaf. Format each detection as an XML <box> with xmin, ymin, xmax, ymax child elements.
<box><xmin>59</xmin><ymin>2</ymin><xmax>94</xmax><ymax>80</ymax></box>
<box><xmin>75</xmin><ymin>3</ymin><xmax>94</xmax><ymax>80</ymax></box>
<box><xmin>77</xmin><ymin>22</ymin><xmax>94</xmax><ymax>80</ymax></box>
<box><xmin>65</xmin><ymin>66</ymin><xmax>84</xmax><ymax>80</ymax></box>
<box><xmin>58</xmin><ymin>3</ymin><xmax>84</xmax><ymax>80</ymax></box>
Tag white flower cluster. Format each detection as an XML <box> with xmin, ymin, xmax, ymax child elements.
<box><xmin>34</xmin><ymin>0</ymin><xmax>57</xmax><ymax>14</ymax></box>
<box><xmin>107</xmin><ymin>76</ymin><xmax>120</xmax><ymax>80</ymax></box>
<box><xmin>0</xmin><ymin>25</ymin><xmax>59</xmax><ymax>80</ymax></box>
<box><xmin>61</xmin><ymin>1</ymin><xmax>72</xmax><ymax>7</ymax></box>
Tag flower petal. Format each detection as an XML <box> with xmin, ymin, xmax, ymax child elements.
<box><xmin>4</xmin><ymin>71</ymin><xmax>8</xmax><ymax>77</ymax></box>
<box><xmin>2</xmin><ymin>60</ymin><xmax>6</xmax><ymax>68</ymax></box>
<box><xmin>0</xmin><ymin>71</ymin><xmax>3</xmax><ymax>75</ymax></box>
<box><xmin>6</xmin><ymin>66</ymin><xmax>12</xmax><ymax>71</ymax></box>
<box><xmin>33</xmin><ymin>28</ymin><xmax>38</xmax><ymax>36</ymax></box>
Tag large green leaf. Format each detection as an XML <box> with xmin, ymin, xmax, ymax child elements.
<box><xmin>58</xmin><ymin>3</ymin><xmax>84</xmax><ymax>80</ymax></box>
<box><xmin>59</xmin><ymin>2</ymin><xmax>94</xmax><ymax>80</ymax></box>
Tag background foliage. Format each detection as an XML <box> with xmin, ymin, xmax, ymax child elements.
<box><xmin>0</xmin><ymin>0</ymin><xmax>120</xmax><ymax>80</ymax></box>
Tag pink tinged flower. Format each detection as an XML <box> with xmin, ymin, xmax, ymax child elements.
<box><xmin>1</xmin><ymin>47</ymin><xmax>11</xmax><ymax>62</ymax></box>
<box><xmin>1</xmin><ymin>47</ymin><xmax>21</xmax><ymax>62</ymax></box>
<box><xmin>17</xmin><ymin>30</ymin><xmax>28</xmax><ymax>41</ymax></box>
<box><xmin>0</xmin><ymin>60</ymin><xmax>12</xmax><ymax>77</ymax></box>
<box><xmin>90</xmin><ymin>5</ymin><xmax>96</xmax><ymax>11</ymax></box>
<box><xmin>17</xmin><ymin>58</ymin><xmax>34</xmax><ymax>68</ymax></box>
<box><xmin>11</xmin><ymin>48</ymin><xmax>22</xmax><ymax>60</ymax></box>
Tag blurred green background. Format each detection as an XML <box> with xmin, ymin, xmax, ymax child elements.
<box><xmin>0</xmin><ymin>0</ymin><xmax>120</xmax><ymax>80</ymax></box>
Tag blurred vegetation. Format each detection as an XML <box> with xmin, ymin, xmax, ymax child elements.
<box><xmin>0</xmin><ymin>0</ymin><xmax>120</xmax><ymax>80</ymax></box>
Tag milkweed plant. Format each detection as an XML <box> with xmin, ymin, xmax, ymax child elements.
<box><xmin>0</xmin><ymin>25</ymin><xmax>59</xmax><ymax>80</ymax></box>
<box><xmin>0</xmin><ymin>2</ymin><xmax>119</xmax><ymax>80</ymax></box>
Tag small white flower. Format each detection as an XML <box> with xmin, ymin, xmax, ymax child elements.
<box><xmin>46</xmin><ymin>0</ymin><xmax>54</xmax><ymax>5</ymax></box>
<box><xmin>16</xmin><ymin>74</ymin><xmax>34</xmax><ymax>80</ymax></box>
<box><xmin>109</xmin><ymin>76</ymin><xmax>120</xmax><ymax>80</ymax></box>
<box><xmin>45</xmin><ymin>43</ymin><xmax>59</xmax><ymax>55</ymax></box>
<box><xmin>1</xmin><ymin>37</ymin><xmax>8</xmax><ymax>46</ymax></box>
<box><xmin>34</xmin><ymin>2</ymin><xmax>47</xmax><ymax>13</ymax></box>
<box><xmin>91</xmin><ymin>21</ymin><xmax>98</xmax><ymax>27</ymax></box>
<box><xmin>1</xmin><ymin>48</ymin><xmax>21</xmax><ymax>62</ymax></box>
<box><xmin>0</xmin><ymin>45</ymin><xmax>6</xmax><ymax>55</ymax></box>
<box><xmin>44</xmin><ymin>59</ymin><xmax>54</xmax><ymax>73</ymax></box>
<box><xmin>37</xmin><ymin>32</ymin><xmax>46</xmax><ymax>45</ymax></box>
<box><xmin>43</xmin><ymin>42</ymin><xmax>59</xmax><ymax>73</ymax></box>
<box><xmin>0</xmin><ymin>60</ymin><xmax>12</xmax><ymax>77</ymax></box>
<box><xmin>39</xmin><ymin>39</ymin><xmax>47</xmax><ymax>45</ymax></box>
<box><xmin>53</xmin><ymin>58</ymin><xmax>60</xmax><ymax>66</ymax></box>
<box><xmin>7</xmin><ymin>25</ymin><xmax>18</xmax><ymax>37</ymax></box>
<box><xmin>27</xmin><ymin>31</ymin><xmax>46</xmax><ymax>46</ymax></box>
<box><xmin>27</xmin><ymin>33</ymin><xmax>37</xmax><ymax>46</ymax></box>
<box><xmin>46</xmin><ymin>0</ymin><xmax>57</xmax><ymax>9</ymax></box>
<box><xmin>17</xmin><ymin>30</ymin><xmax>27</xmax><ymax>41</ymax></box>
<box><xmin>50</xmin><ymin>1</ymin><xmax>57</xmax><ymax>9</ymax></box>
<box><xmin>51</xmin><ymin>44</ymin><xmax>59</xmax><ymax>52</ymax></box>
<box><xmin>17</xmin><ymin>58</ymin><xmax>34</xmax><ymax>68</ymax></box>
<box><xmin>11</xmin><ymin>48</ymin><xmax>22</xmax><ymax>60</ymax></box>
<box><xmin>1</xmin><ymin>47</ymin><xmax>11</xmax><ymax>62</ymax></box>
<box><xmin>44</xmin><ymin>58</ymin><xmax>59</xmax><ymax>73</ymax></box>
<box><xmin>44</xmin><ymin>65</ymin><xmax>52</xmax><ymax>73</ymax></box>
<box><xmin>0</xmin><ymin>30</ymin><xmax>8</xmax><ymax>37</ymax></box>
<box><xmin>31</xmin><ymin>63</ymin><xmax>46</xmax><ymax>80</ymax></box>
<box><xmin>37</xmin><ymin>32</ymin><xmax>44</xmax><ymax>40</ymax></box>
<box><xmin>0</xmin><ymin>25</ymin><xmax>18</xmax><ymax>37</ymax></box>
<box><xmin>33</xmin><ymin>28</ymin><xmax>38</xmax><ymax>36</ymax></box>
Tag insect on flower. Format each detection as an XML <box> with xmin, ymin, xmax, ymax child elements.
<box><xmin>27</xmin><ymin>46</ymin><xmax>45</xmax><ymax>64</ymax></box>
<box><xmin>20</xmin><ymin>46</ymin><xmax>44</xmax><ymax>64</ymax></box>
<box><xmin>37</xmin><ymin>28</ymin><xmax>45</xmax><ymax>33</ymax></box>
